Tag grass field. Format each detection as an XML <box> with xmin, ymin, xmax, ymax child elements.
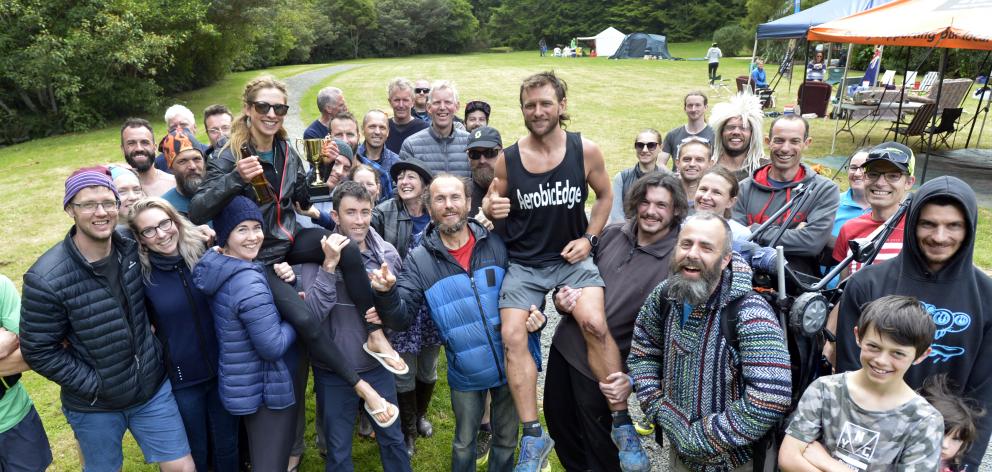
<box><xmin>1</xmin><ymin>42</ymin><xmax>990</xmax><ymax>470</ymax></box>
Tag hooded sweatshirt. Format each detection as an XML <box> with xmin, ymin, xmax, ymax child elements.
<box><xmin>835</xmin><ymin>176</ymin><xmax>992</xmax><ymax>470</ymax></box>
<box><xmin>732</xmin><ymin>162</ymin><xmax>839</xmax><ymax>275</ymax></box>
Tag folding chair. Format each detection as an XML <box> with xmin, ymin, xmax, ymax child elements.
<box><xmin>825</xmin><ymin>67</ymin><xmax>846</xmax><ymax>86</ymax></box>
<box><xmin>924</xmin><ymin>108</ymin><xmax>963</xmax><ymax>148</ymax></box>
<box><xmin>904</xmin><ymin>71</ymin><xmax>918</xmax><ymax>88</ymax></box>
<box><xmin>883</xmin><ymin>103</ymin><xmax>937</xmax><ymax>146</ymax></box>
<box><xmin>918</xmin><ymin>72</ymin><xmax>940</xmax><ymax>92</ymax></box>
<box><xmin>879</xmin><ymin>70</ymin><xmax>896</xmax><ymax>87</ymax></box>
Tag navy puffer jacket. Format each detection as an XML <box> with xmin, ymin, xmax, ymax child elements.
<box><xmin>193</xmin><ymin>249</ymin><xmax>296</xmax><ymax>415</ymax></box>
<box><xmin>20</xmin><ymin>230</ymin><xmax>166</xmax><ymax>412</ymax></box>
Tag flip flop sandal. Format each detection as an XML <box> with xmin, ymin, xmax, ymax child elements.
<box><xmin>363</xmin><ymin>343</ymin><xmax>410</xmax><ymax>375</ymax></box>
<box><xmin>364</xmin><ymin>400</ymin><xmax>400</xmax><ymax>428</ymax></box>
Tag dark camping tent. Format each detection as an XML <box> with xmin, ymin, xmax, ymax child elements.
<box><xmin>609</xmin><ymin>33</ymin><xmax>672</xmax><ymax>59</ymax></box>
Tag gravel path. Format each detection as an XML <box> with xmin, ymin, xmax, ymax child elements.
<box><xmin>282</xmin><ymin>64</ymin><xmax>362</xmax><ymax>139</ymax></box>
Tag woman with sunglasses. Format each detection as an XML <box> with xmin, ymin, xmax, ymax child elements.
<box><xmin>129</xmin><ymin>197</ymin><xmax>239</xmax><ymax>472</ymax></box>
<box><xmin>608</xmin><ymin>129</ymin><xmax>663</xmax><ymax>224</ymax></box>
<box><xmin>189</xmin><ymin>76</ymin><xmax>403</xmax><ymax>458</ymax></box>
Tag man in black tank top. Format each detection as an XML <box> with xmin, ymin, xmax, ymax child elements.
<box><xmin>482</xmin><ymin>72</ymin><xmax>650</xmax><ymax>472</ymax></box>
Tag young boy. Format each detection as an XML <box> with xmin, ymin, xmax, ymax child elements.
<box><xmin>779</xmin><ymin>295</ymin><xmax>944</xmax><ymax>471</ymax></box>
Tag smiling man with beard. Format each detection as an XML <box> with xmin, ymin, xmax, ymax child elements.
<box><xmin>465</xmin><ymin>126</ymin><xmax>504</xmax><ymax>235</ymax></box>
<box><xmin>371</xmin><ymin>174</ymin><xmax>545</xmax><ymax>472</ymax></box>
<box><xmin>732</xmin><ymin>115</ymin><xmax>839</xmax><ymax>276</ymax></box>
<box><xmin>628</xmin><ymin>212</ymin><xmax>791</xmax><ymax>472</ymax></box>
<box><xmin>160</xmin><ymin>128</ymin><xmax>207</xmax><ymax>217</ymax></box>
<box><xmin>547</xmin><ymin>171</ymin><xmax>685</xmax><ymax>472</ymax></box>
<box><xmin>709</xmin><ymin>94</ymin><xmax>766</xmax><ymax>182</ymax></box>
<box><xmin>120</xmin><ymin>118</ymin><xmax>176</xmax><ymax>197</ymax></box>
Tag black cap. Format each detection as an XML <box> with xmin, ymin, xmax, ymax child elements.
<box><xmin>865</xmin><ymin>141</ymin><xmax>915</xmax><ymax>175</ymax></box>
<box><xmin>390</xmin><ymin>158</ymin><xmax>433</xmax><ymax>185</ymax></box>
<box><xmin>466</xmin><ymin>126</ymin><xmax>502</xmax><ymax>149</ymax></box>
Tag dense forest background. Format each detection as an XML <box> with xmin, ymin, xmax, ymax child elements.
<box><xmin>2</xmin><ymin>0</ymin><xmax>987</xmax><ymax>144</ymax></box>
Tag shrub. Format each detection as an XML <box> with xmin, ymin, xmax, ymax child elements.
<box><xmin>713</xmin><ymin>25</ymin><xmax>751</xmax><ymax>57</ymax></box>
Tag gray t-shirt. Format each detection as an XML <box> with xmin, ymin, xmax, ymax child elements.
<box><xmin>662</xmin><ymin>125</ymin><xmax>716</xmax><ymax>163</ymax></box>
<box><xmin>786</xmin><ymin>373</ymin><xmax>943</xmax><ymax>471</ymax></box>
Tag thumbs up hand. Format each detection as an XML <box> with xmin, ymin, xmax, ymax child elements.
<box><xmin>482</xmin><ymin>177</ymin><xmax>511</xmax><ymax>220</ymax></box>
<box><xmin>369</xmin><ymin>262</ymin><xmax>396</xmax><ymax>292</ymax></box>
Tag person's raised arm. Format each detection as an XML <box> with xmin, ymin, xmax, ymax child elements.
<box><xmin>189</xmin><ymin>146</ymin><xmax>253</xmax><ymax>224</ymax></box>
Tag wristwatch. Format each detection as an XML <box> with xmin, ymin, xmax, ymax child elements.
<box><xmin>583</xmin><ymin>233</ymin><xmax>599</xmax><ymax>247</ymax></box>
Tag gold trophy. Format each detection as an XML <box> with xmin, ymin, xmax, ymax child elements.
<box><xmin>295</xmin><ymin>138</ymin><xmax>332</xmax><ymax>202</ymax></box>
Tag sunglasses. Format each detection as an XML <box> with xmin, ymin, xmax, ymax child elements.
<box><xmin>249</xmin><ymin>101</ymin><xmax>290</xmax><ymax>116</ymax></box>
<box><xmin>634</xmin><ymin>142</ymin><xmax>659</xmax><ymax>151</ymax></box>
<box><xmin>414</xmin><ymin>88</ymin><xmax>431</xmax><ymax>94</ymax></box>
<box><xmin>867</xmin><ymin>148</ymin><xmax>912</xmax><ymax>165</ymax></box>
<box><xmin>468</xmin><ymin>148</ymin><xmax>500</xmax><ymax>160</ymax></box>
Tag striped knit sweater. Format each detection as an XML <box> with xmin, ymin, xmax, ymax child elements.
<box><xmin>628</xmin><ymin>253</ymin><xmax>792</xmax><ymax>471</ymax></box>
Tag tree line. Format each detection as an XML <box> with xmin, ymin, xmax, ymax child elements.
<box><xmin>3</xmin><ymin>0</ymin><xmax>844</xmax><ymax>145</ymax></box>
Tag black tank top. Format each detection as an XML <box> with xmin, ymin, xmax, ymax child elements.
<box><xmin>503</xmin><ymin>131</ymin><xmax>588</xmax><ymax>267</ymax></box>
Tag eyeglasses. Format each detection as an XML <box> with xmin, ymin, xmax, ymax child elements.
<box><xmin>72</xmin><ymin>200</ymin><xmax>120</xmax><ymax>214</ymax></box>
<box><xmin>866</xmin><ymin>171</ymin><xmax>907</xmax><ymax>183</ymax></box>
<box><xmin>139</xmin><ymin>218</ymin><xmax>174</xmax><ymax>239</ymax></box>
<box><xmin>847</xmin><ymin>164</ymin><xmax>866</xmax><ymax>173</ymax></box>
<box><xmin>468</xmin><ymin>148</ymin><xmax>500</xmax><ymax>160</ymax></box>
<box><xmin>248</xmin><ymin>101</ymin><xmax>290</xmax><ymax>116</ymax></box>
<box><xmin>634</xmin><ymin>142</ymin><xmax>659</xmax><ymax>151</ymax></box>
<box><xmin>414</xmin><ymin>88</ymin><xmax>430</xmax><ymax>94</ymax></box>
<box><xmin>207</xmin><ymin>125</ymin><xmax>231</xmax><ymax>134</ymax></box>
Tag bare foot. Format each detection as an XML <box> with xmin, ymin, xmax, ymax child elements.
<box><xmin>356</xmin><ymin>382</ymin><xmax>398</xmax><ymax>425</ymax></box>
<box><xmin>367</xmin><ymin>330</ymin><xmax>407</xmax><ymax>372</ymax></box>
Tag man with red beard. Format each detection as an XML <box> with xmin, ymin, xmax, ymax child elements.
<box><xmin>120</xmin><ymin>118</ymin><xmax>175</xmax><ymax>197</ymax></box>
<box><xmin>160</xmin><ymin>128</ymin><xmax>208</xmax><ymax>217</ymax></box>
<box><xmin>482</xmin><ymin>71</ymin><xmax>649</xmax><ymax>472</ymax></box>
<box><xmin>628</xmin><ymin>213</ymin><xmax>791</xmax><ymax>471</ymax></box>
<box><xmin>548</xmin><ymin>171</ymin><xmax>685</xmax><ymax>472</ymax></box>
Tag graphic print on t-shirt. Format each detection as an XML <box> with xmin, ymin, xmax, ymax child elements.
<box><xmin>834</xmin><ymin>421</ymin><xmax>880</xmax><ymax>470</ymax></box>
<box><xmin>515</xmin><ymin>179</ymin><xmax>584</xmax><ymax>210</ymax></box>
<box><xmin>923</xmin><ymin>301</ymin><xmax>971</xmax><ymax>363</ymax></box>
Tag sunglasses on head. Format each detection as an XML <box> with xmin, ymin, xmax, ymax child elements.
<box><xmin>468</xmin><ymin>148</ymin><xmax>500</xmax><ymax>160</ymax></box>
<box><xmin>634</xmin><ymin>142</ymin><xmax>659</xmax><ymax>151</ymax></box>
<box><xmin>867</xmin><ymin>148</ymin><xmax>911</xmax><ymax>165</ymax></box>
<box><xmin>249</xmin><ymin>101</ymin><xmax>290</xmax><ymax>116</ymax></box>
<box><xmin>414</xmin><ymin>88</ymin><xmax>431</xmax><ymax>94</ymax></box>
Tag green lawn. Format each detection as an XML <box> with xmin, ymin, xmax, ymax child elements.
<box><xmin>2</xmin><ymin>45</ymin><xmax>990</xmax><ymax>470</ymax></box>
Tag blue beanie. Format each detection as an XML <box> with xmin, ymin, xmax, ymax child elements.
<box><xmin>214</xmin><ymin>196</ymin><xmax>264</xmax><ymax>248</ymax></box>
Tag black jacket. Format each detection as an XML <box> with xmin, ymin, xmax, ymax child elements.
<box><xmin>189</xmin><ymin>138</ymin><xmax>309</xmax><ymax>265</ymax></box>
<box><xmin>19</xmin><ymin>229</ymin><xmax>165</xmax><ymax>412</ymax></box>
<box><xmin>372</xmin><ymin>197</ymin><xmax>416</xmax><ymax>261</ymax></box>
<box><xmin>835</xmin><ymin>176</ymin><xmax>992</xmax><ymax>469</ymax></box>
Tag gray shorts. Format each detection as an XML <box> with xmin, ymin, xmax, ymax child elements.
<box><xmin>498</xmin><ymin>257</ymin><xmax>604</xmax><ymax>311</ymax></box>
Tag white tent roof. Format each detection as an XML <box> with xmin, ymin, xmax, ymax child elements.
<box><xmin>577</xmin><ymin>26</ymin><xmax>625</xmax><ymax>57</ymax></box>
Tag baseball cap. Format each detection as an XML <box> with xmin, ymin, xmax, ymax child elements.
<box><xmin>466</xmin><ymin>126</ymin><xmax>502</xmax><ymax>149</ymax></box>
<box><xmin>865</xmin><ymin>141</ymin><xmax>915</xmax><ymax>175</ymax></box>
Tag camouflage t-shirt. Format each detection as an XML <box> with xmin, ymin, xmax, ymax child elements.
<box><xmin>786</xmin><ymin>372</ymin><xmax>943</xmax><ymax>471</ymax></box>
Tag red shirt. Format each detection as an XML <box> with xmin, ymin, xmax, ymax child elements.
<box><xmin>447</xmin><ymin>231</ymin><xmax>476</xmax><ymax>272</ymax></box>
<box><xmin>833</xmin><ymin>212</ymin><xmax>906</xmax><ymax>274</ymax></box>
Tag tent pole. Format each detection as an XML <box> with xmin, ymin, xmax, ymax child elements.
<box><xmin>920</xmin><ymin>48</ymin><xmax>948</xmax><ymax>184</ymax></box>
<box><xmin>965</xmin><ymin>52</ymin><xmax>992</xmax><ymax>147</ymax></box>
<box><xmin>749</xmin><ymin>35</ymin><xmax>759</xmax><ymax>89</ymax></box>
<box><xmin>799</xmin><ymin>39</ymin><xmax>811</xmax><ymax>111</ymax></box>
<box><xmin>893</xmin><ymin>47</ymin><xmax>912</xmax><ymax>143</ymax></box>
<box><xmin>830</xmin><ymin>43</ymin><xmax>853</xmax><ymax>155</ymax></box>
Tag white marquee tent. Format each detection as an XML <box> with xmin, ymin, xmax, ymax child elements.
<box><xmin>577</xmin><ymin>27</ymin><xmax>625</xmax><ymax>57</ymax></box>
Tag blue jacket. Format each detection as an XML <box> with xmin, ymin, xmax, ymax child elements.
<box><xmin>375</xmin><ymin>220</ymin><xmax>541</xmax><ymax>392</ymax></box>
<box><xmin>193</xmin><ymin>250</ymin><xmax>296</xmax><ymax>415</ymax></box>
<box><xmin>144</xmin><ymin>252</ymin><xmax>219</xmax><ymax>390</ymax></box>
<box><xmin>356</xmin><ymin>143</ymin><xmax>401</xmax><ymax>204</ymax></box>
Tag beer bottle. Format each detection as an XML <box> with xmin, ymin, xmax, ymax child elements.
<box><xmin>241</xmin><ymin>144</ymin><xmax>274</xmax><ymax>204</ymax></box>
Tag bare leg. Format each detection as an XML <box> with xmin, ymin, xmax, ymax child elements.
<box><xmin>570</xmin><ymin>287</ymin><xmax>624</xmax><ymax>411</ymax></box>
<box><xmin>158</xmin><ymin>455</ymin><xmax>195</xmax><ymax>472</ymax></box>
<box><xmin>501</xmin><ymin>307</ymin><xmax>538</xmax><ymax>422</ymax></box>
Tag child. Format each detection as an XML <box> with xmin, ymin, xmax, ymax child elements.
<box><xmin>779</xmin><ymin>295</ymin><xmax>944</xmax><ymax>471</ymax></box>
<box><xmin>921</xmin><ymin>375</ymin><xmax>985</xmax><ymax>472</ymax></box>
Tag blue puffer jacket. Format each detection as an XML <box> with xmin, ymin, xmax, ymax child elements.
<box><xmin>144</xmin><ymin>252</ymin><xmax>219</xmax><ymax>390</ymax></box>
<box><xmin>375</xmin><ymin>220</ymin><xmax>541</xmax><ymax>392</ymax></box>
<box><xmin>192</xmin><ymin>249</ymin><xmax>296</xmax><ymax>415</ymax></box>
